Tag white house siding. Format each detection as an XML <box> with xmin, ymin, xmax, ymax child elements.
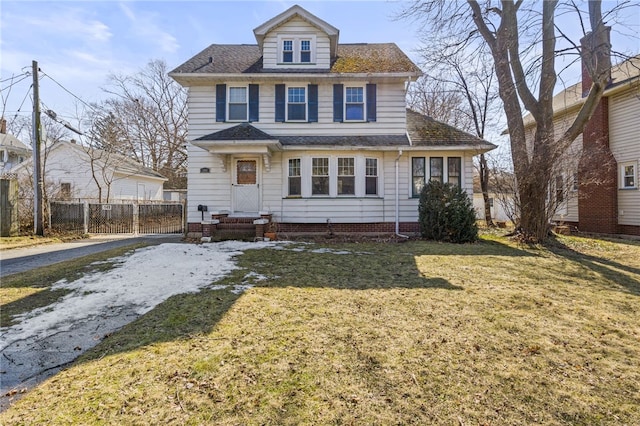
<box><xmin>186</xmin><ymin>148</ymin><xmax>477</xmax><ymax>224</ymax></box>
<box><xmin>186</xmin><ymin>81</ymin><xmax>408</xmax><ymax>140</ymax></box>
<box><xmin>261</xmin><ymin>17</ymin><xmax>332</xmax><ymax>69</ymax></box>
<box><xmin>610</xmin><ymin>89</ymin><xmax>640</xmax><ymax>227</ymax></box>
<box><xmin>15</xmin><ymin>143</ymin><xmax>164</xmax><ymax>203</ymax></box>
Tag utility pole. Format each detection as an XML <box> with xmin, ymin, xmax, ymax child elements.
<box><xmin>32</xmin><ymin>60</ymin><xmax>44</xmax><ymax>236</ymax></box>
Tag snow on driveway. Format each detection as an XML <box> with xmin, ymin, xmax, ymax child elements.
<box><xmin>0</xmin><ymin>240</ymin><xmax>277</xmax><ymax>404</ymax></box>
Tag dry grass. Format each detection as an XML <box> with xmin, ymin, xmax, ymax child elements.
<box><xmin>0</xmin><ymin>233</ymin><xmax>87</xmax><ymax>250</ymax></box>
<box><xmin>1</xmin><ymin>233</ymin><xmax>639</xmax><ymax>425</ymax></box>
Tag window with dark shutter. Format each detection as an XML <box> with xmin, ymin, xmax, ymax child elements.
<box><xmin>216</xmin><ymin>84</ymin><xmax>226</xmax><ymax>122</ymax></box>
<box><xmin>333</xmin><ymin>84</ymin><xmax>344</xmax><ymax>122</ymax></box>
<box><xmin>275</xmin><ymin>84</ymin><xmax>285</xmax><ymax>122</ymax></box>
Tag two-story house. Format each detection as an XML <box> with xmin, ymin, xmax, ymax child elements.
<box><xmin>170</xmin><ymin>5</ymin><xmax>495</xmax><ymax>237</ymax></box>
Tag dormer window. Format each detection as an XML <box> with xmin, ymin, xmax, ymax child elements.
<box><xmin>282</xmin><ymin>40</ymin><xmax>294</xmax><ymax>63</ymax></box>
<box><xmin>300</xmin><ymin>40</ymin><xmax>311</xmax><ymax>62</ymax></box>
<box><xmin>278</xmin><ymin>35</ymin><xmax>315</xmax><ymax>64</ymax></box>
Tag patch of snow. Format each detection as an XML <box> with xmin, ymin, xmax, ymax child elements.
<box><xmin>0</xmin><ymin>240</ymin><xmax>278</xmax><ymax>351</ymax></box>
<box><xmin>231</xmin><ymin>284</ymin><xmax>254</xmax><ymax>294</ymax></box>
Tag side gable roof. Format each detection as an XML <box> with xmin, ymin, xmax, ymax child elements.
<box><xmin>170</xmin><ymin>43</ymin><xmax>421</xmax><ymax>76</ymax></box>
<box><xmin>12</xmin><ymin>141</ymin><xmax>167</xmax><ymax>181</ymax></box>
<box><xmin>406</xmin><ymin>109</ymin><xmax>496</xmax><ymax>150</ymax></box>
<box><xmin>0</xmin><ymin>133</ymin><xmax>30</xmax><ymax>154</ymax></box>
<box><xmin>253</xmin><ymin>5</ymin><xmax>339</xmax><ymax>56</ymax></box>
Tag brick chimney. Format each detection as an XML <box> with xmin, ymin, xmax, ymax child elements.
<box><xmin>577</xmin><ymin>27</ymin><xmax>618</xmax><ymax>234</ymax></box>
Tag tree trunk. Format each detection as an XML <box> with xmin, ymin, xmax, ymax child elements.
<box><xmin>478</xmin><ymin>154</ymin><xmax>494</xmax><ymax>227</ymax></box>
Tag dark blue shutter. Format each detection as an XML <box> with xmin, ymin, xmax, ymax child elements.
<box><xmin>333</xmin><ymin>84</ymin><xmax>343</xmax><ymax>122</ymax></box>
<box><xmin>308</xmin><ymin>84</ymin><xmax>318</xmax><ymax>122</ymax></box>
<box><xmin>275</xmin><ymin>84</ymin><xmax>285</xmax><ymax>122</ymax></box>
<box><xmin>216</xmin><ymin>84</ymin><xmax>226</xmax><ymax>122</ymax></box>
<box><xmin>366</xmin><ymin>84</ymin><xmax>377</xmax><ymax>122</ymax></box>
<box><xmin>248</xmin><ymin>84</ymin><xmax>259</xmax><ymax>122</ymax></box>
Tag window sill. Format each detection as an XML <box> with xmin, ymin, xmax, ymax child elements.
<box><xmin>284</xmin><ymin>196</ymin><xmax>383</xmax><ymax>200</ymax></box>
<box><xmin>277</xmin><ymin>62</ymin><xmax>317</xmax><ymax>66</ymax></box>
<box><xmin>619</xmin><ymin>187</ymin><xmax>638</xmax><ymax>190</ymax></box>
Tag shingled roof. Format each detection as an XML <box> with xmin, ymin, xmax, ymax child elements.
<box><xmin>406</xmin><ymin>109</ymin><xmax>495</xmax><ymax>149</ymax></box>
<box><xmin>195</xmin><ymin>123</ymin><xmax>278</xmax><ymax>141</ymax></box>
<box><xmin>170</xmin><ymin>43</ymin><xmax>421</xmax><ymax>75</ymax></box>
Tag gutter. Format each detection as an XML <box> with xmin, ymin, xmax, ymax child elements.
<box><xmin>395</xmin><ymin>149</ymin><xmax>409</xmax><ymax>239</ymax></box>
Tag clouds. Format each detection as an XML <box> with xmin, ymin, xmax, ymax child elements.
<box><xmin>119</xmin><ymin>2</ymin><xmax>179</xmax><ymax>53</ymax></box>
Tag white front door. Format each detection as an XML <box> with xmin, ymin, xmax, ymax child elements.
<box><xmin>233</xmin><ymin>159</ymin><xmax>260</xmax><ymax>212</ymax></box>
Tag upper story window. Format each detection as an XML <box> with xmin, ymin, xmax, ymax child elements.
<box><xmin>279</xmin><ymin>35</ymin><xmax>315</xmax><ymax>64</ymax></box>
<box><xmin>228</xmin><ymin>86</ymin><xmax>247</xmax><ymax>121</ymax></box>
<box><xmin>300</xmin><ymin>40</ymin><xmax>311</xmax><ymax>63</ymax></box>
<box><xmin>287</xmin><ymin>87</ymin><xmax>306</xmax><ymax>121</ymax></box>
<box><xmin>345</xmin><ymin>87</ymin><xmax>364</xmax><ymax>121</ymax></box>
<box><xmin>282</xmin><ymin>40</ymin><xmax>294</xmax><ymax>63</ymax></box>
<box><xmin>216</xmin><ymin>84</ymin><xmax>259</xmax><ymax>122</ymax></box>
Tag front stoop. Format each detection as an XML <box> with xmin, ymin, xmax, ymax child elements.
<box><xmin>205</xmin><ymin>214</ymin><xmax>273</xmax><ymax>241</ymax></box>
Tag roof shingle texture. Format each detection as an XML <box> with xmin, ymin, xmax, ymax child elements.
<box><xmin>406</xmin><ymin>109</ymin><xmax>493</xmax><ymax>147</ymax></box>
<box><xmin>171</xmin><ymin>43</ymin><xmax>421</xmax><ymax>74</ymax></box>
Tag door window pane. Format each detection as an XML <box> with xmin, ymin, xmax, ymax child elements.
<box><xmin>237</xmin><ymin>160</ymin><xmax>256</xmax><ymax>185</ymax></box>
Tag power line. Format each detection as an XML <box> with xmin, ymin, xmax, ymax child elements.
<box><xmin>0</xmin><ymin>72</ymin><xmax>30</xmax><ymax>84</ymax></box>
<box><xmin>0</xmin><ymin>74</ymin><xmax>31</xmax><ymax>93</ymax></box>
<box><xmin>8</xmin><ymin>85</ymin><xmax>33</xmax><ymax>128</ymax></box>
<box><xmin>39</xmin><ymin>71</ymin><xmax>100</xmax><ymax>112</ymax></box>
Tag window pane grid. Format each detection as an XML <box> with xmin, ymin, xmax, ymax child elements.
<box><xmin>345</xmin><ymin>87</ymin><xmax>364</xmax><ymax>120</ymax></box>
<box><xmin>430</xmin><ymin>157</ymin><xmax>443</xmax><ymax>182</ymax></box>
<box><xmin>288</xmin><ymin>87</ymin><xmax>306</xmax><ymax>103</ymax></box>
<box><xmin>338</xmin><ymin>158</ymin><xmax>355</xmax><ymax>176</ymax></box>
<box><xmin>623</xmin><ymin>164</ymin><xmax>636</xmax><ymax>187</ymax></box>
<box><xmin>366</xmin><ymin>158</ymin><xmax>378</xmax><ymax>195</ymax></box>
<box><xmin>447</xmin><ymin>157</ymin><xmax>461</xmax><ymax>188</ymax></box>
<box><xmin>366</xmin><ymin>158</ymin><xmax>378</xmax><ymax>176</ymax></box>
<box><xmin>412</xmin><ymin>157</ymin><xmax>426</xmax><ymax>197</ymax></box>
<box><xmin>228</xmin><ymin>87</ymin><xmax>247</xmax><ymax>121</ymax></box>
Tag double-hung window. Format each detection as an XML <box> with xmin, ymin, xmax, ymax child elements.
<box><xmin>282</xmin><ymin>40</ymin><xmax>293</xmax><ymax>63</ymax></box>
<box><xmin>430</xmin><ymin>157</ymin><xmax>443</xmax><ymax>183</ymax></box>
<box><xmin>345</xmin><ymin>87</ymin><xmax>364</xmax><ymax>121</ymax></box>
<box><xmin>337</xmin><ymin>157</ymin><xmax>355</xmax><ymax>195</ymax></box>
<box><xmin>447</xmin><ymin>157</ymin><xmax>461</xmax><ymax>188</ymax></box>
<box><xmin>228</xmin><ymin>87</ymin><xmax>247</xmax><ymax>121</ymax></box>
<box><xmin>365</xmin><ymin>158</ymin><xmax>378</xmax><ymax>195</ymax></box>
<box><xmin>621</xmin><ymin>162</ymin><xmax>637</xmax><ymax>189</ymax></box>
<box><xmin>300</xmin><ymin>40</ymin><xmax>311</xmax><ymax>63</ymax></box>
<box><xmin>287</xmin><ymin>87</ymin><xmax>306</xmax><ymax>121</ymax></box>
<box><xmin>412</xmin><ymin>157</ymin><xmax>426</xmax><ymax>197</ymax></box>
<box><xmin>288</xmin><ymin>159</ymin><xmax>301</xmax><ymax>196</ymax></box>
<box><xmin>312</xmin><ymin>157</ymin><xmax>329</xmax><ymax>195</ymax></box>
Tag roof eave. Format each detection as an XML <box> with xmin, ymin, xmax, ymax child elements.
<box><xmin>170</xmin><ymin>71</ymin><xmax>422</xmax><ymax>85</ymax></box>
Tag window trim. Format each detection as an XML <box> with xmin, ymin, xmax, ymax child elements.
<box><xmin>344</xmin><ymin>85</ymin><xmax>366</xmax><ymax>122</ymax></box>
<box><xmin>620</xmin><ymin>161</ymin><xmax>638</xmax><ymax>189</ymax></box>
<box><xmin>365</xmin><ymin>158</ymin><xmax>379</xmax><ymax>196</ymax></box>
<box><xmin>288</xmin><ymin>158</ymin><xmax>302</xmax><ymax>197</ymax></box>
<box><xmin>337</xmin><ymin>157</ymin><xmax>356</xmax><ymax>196</ymax></box>
<box><xmin>286</xmin><ymin>86</ymin><xmax>307</xmax><ymax>122</ymax></box>
<box><xmin>277</xmin><ymin>35</ymin><xmax>316</xmax><ymax>64</ymax></box>
<box><xmin>227</xmin><ymin>85</ymin><xmax>248</xmax><ymax>122</ymax></box>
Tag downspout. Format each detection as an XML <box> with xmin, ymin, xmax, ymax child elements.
<box><xmin>395</xmin><ymin>148</ymin><xmax>409</xmax><ymax>239</ymax></box>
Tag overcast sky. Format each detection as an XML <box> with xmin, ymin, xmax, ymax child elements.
<box><xmin>1</xmin><ymin>0</ymin><xmax>639</xmax><ymax>137</ymax></box>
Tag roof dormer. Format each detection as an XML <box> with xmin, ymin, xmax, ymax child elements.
<box><xmin>253</xmin><ymin>5</ymin><xmax>339</xmax><ymax>70</ymax></box>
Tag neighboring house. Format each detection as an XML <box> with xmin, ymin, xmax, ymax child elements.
<box><xmin>12</xmin><ymin>140</ymin><xmax>166</xmax><ymax>202</ymax></box>
<box><xmin>0</xmin><ymin>119</ymin><xmax>30</xmax><ymax>175</ymax></box>
<box><xmin>472</xmin><ymin>173</ymin><xmax>516</xmax><ymax>224</ymax></box>
<box><xmin>523</xmin><ymin>45</ymin><xmax>640</xmax><ymax>235</ymax></box>
<box><xmin>170</xmin><ymin>5</ymin><xmax>495</xmax><ymax>236</ymax></box>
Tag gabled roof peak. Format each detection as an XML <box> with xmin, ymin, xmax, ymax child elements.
<box><xmin>253</xmin><ymin>5</ymin><xmax>339</xmax><ymax>54</ymax></box>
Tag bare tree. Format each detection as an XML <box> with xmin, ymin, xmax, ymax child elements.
<box><xmin>103</xmin><ymin>60</ymin><xmax>188</xmax><ymax>189</ymax></box>
<box><xmin>402</xmin><ymin>0</ymin><xmax>622</xmax><ymax>242</ymax></box>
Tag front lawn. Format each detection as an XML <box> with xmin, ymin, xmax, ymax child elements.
<box><xmin>1</xmin><ymin>234</ymin><xmax>639</xmax><ymax>425</ymax></box>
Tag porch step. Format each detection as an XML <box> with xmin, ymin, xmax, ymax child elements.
<box><xmin>212</xmin><ymin>216</ymin><xmax>262</xmax><ymax>241</ymax></box>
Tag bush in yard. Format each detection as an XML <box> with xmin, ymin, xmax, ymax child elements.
<box><xmin>418</xmin><ymin>180</ymin><xmax>478</xmax><ymax>243</ymax></box>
